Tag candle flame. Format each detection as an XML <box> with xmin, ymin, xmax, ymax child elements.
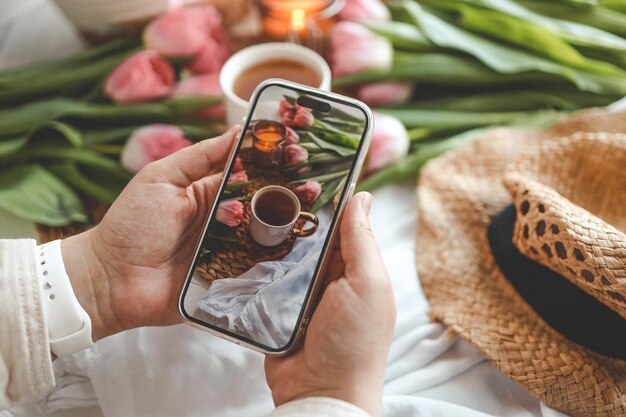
<box><xmin>291</xmin><ymin>9</ymin><xmax>306</xmax><ymax>32</ymax></box>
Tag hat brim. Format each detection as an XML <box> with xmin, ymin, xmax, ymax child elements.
<box><xmin>416</xmin><ymin>109</ymin><xmax>626</xmax><ymax>417</ymax></box>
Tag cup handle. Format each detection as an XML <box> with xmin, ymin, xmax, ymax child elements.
<box><xmin>292</xmin><ymin>212</ymin><xmax>319</xmax><ymax>238</ymax></box>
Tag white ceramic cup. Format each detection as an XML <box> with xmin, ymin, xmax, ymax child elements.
<box><xmin>219</xmin><ymin>42</ymin><xmax>332</xmax><ymax>127</ymax></box>
<box><xmin>250</xmin><ymin>185</ymin><xmax>319</xmax><ymax>247</ymax></box>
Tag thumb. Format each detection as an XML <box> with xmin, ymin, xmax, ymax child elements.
<box><xmin>339</xmin><ymin>192</ymin><xmax>388</xmax><ymax>292</ymax></box>
<box><xmin>145</xmin><ymin>125</ymin><xmax>240</xmax><ymax>187</ymax></box>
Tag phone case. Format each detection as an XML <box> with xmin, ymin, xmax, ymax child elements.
<box><xmin>178</xmin><ymin>79</ymin><xmax>374</xmax><ymax>355</ymax></box>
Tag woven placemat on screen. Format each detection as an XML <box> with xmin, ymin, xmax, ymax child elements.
<box><xmin>195</xmin><ymin>147</ymin><xmax>312</xmax><ymax>284</ymax></box>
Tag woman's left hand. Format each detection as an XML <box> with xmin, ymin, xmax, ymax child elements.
<box><xmin>61</xmin><ymin>126</ymin><xmax>239</xmax><ymax>341</ymax></box>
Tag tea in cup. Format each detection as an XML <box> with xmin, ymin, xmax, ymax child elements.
<box><xmin>250</xmin><ymin>185</ymin><xmax>319</xmax><ymax>247</ymax></box>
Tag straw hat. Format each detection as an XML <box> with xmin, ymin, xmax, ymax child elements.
<box><xmin>415</xmin><ymin>108</ymin><xmax>626</xmax><ymax>417</ymax></box>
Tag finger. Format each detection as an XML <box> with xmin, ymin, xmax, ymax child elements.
<box><xmin>339</xmin><ymin>192</ymin><xmax>388</xmax><ymax>291</ymax></box>
<box><xmin>148</xmin><ymin>125</ymin><xmax>240</xmax><ymax>187</ymax></box>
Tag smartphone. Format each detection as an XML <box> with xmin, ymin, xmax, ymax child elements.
<box><xmin>179</xmin><ymin>79</ymin><xmax>373</xmax><ymax>355</ymax></box>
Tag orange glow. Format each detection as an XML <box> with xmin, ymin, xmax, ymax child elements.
<box><xmin>291</xmin><ymin>9</ymin><xmax>306</xmax><ymax>32</ymax></box>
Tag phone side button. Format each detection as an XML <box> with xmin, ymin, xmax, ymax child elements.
<box><xmin>347</xmin><ymin>182</ymin><xmax>356</xmax><ymax>197</ymax></box>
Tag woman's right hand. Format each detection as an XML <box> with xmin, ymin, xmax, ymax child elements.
<box><xmin>265</xmin><ymin>192</ymin><xmax>396</xmax><ymax>417</ymax></box>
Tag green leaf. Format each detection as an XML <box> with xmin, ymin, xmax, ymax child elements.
<box><xmin>0</xmin><ymin>137</ymin><xmax>28</xmax><ymax>157</ymax></box>
<box><xmin>365</xmin><ymin>21</ymin><xmax>434</xmax><ymax>51</ymax></box>
<box><xmin>458</xmin><ymin>4</ymin><xmax>625</xmax><ymax>75</ymax></box>
<box><xmin>304</xmin><ymin>132</ymin><xmax>356</xmax><ymax>157</ymax></box>
<box><xmin>47</xmin><ymin>161</ymin><xmax>126</xmax><ymax>204</ymax></box>
<box><xmin>519</xmin><ymin>0</ymin><xmax>626</xmax><ymax>37</ymax></box>
<box><xmin>401</xmin><ymin>2</ymin><xmax>626</xmax><ymax>94</ymax></box>
<box><xmin>311</xmin><ymin>178</ymin><xmax>344</xmax><ymax>213</ymax></box>
<box><xmin>333</xmin><ymin>52</ymin><xmax>562</xmax><ymax>88</ymax></box>
<box><xmin>0</xmin><ymin>164</ymin><xmax>88</xmax><ymax>226</ymax></box>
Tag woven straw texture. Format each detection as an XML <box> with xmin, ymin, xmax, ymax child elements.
<box><xmin>415</xmin><ymin>108</ymin><xmax>626</xmax><ymax>417</ymax></box>
<box><xmin>504</xmin><ymin>138</ymin><xmax>626</xmax><ymax>320</ymax></box>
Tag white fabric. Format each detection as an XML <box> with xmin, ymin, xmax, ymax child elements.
<box><xmin>0</xmin><ymin>240</ymin><xmax>54</xmax><ymax>409</ymax></box>
<box><xmin>23</xmin><ymin>184</ymin><xmax>569</xmax><ymax>417</ymax></box>
<box><xmin>271</xmin><ymin>397</ymin><xmax>370</xmax><ymax>417</ymax></box>
<box><xmin>198</xmin><ymin>209</ymin><xmax>332</xmax><ymax>349</ymax></box>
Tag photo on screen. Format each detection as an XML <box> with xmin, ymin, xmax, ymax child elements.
<box><xmin>181</xmin><ymin>84</ymin><xmax>368</xmax><ymax>350</ymax></box>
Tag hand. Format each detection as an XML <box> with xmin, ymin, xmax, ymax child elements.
<box><xmin>265</xmin><ymin>192</ymin><xmax>396</xmax><ymax>417</ymax></box>
<box><xmin>61</xmin><ymin>126</ymin><xmax>239</xmax><ymax>341</ymax></box>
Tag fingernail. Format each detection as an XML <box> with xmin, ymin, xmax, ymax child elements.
<box><xmin>360</xmin><ymin>192</ymin><xmax>373</xmax><ymax>214</ymax></box>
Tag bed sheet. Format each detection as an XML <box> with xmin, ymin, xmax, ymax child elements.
<box><xmin>6</xmin><ymin>184</ymin><xmax>568</xmax><ymax>417</ymax></box>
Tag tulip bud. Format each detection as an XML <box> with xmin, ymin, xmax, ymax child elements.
<box><xmin>285</xmin><ymin>127</ymin><xmax>300</xmax><ymax>145</ymax></box>
<box><xmin>233</xmin><ymin>156</ymin><xmax>244</xmax><ymax>172</ymax></box>
<box><xmin>144</xmin><ymin>6</ymin><xmax>230</xmax><ymax>74</ymax></box>
<box><xmin>283</xmin><ymin>144</ymin><xmax>309</xmax><ymax>167</ymax></box>
<box><xmin>104</xmin><ymin>50</ymin><xmax>175</xmax><ymax>103</ymax></box>
<box><xmin>366</xmin><ymin>112</ymin><xmax>409</xmax><ymax>174</ymax></box>
<box><xmin>121</xmin><ymin>124</ymin><xmax>192</xmax><ymax>173</ymax></box>
<box><xmin>330</xmin><ymin>21</ymin><xmax>393</xmax><ymax>77</ymax></box>
<box><xmin>144</xmin><ymin>6</ymin><xmax>225</xmax><ymax>57</ymax></box>
<box><xmin>294</xmin><ymin>181</ymin><xmax>322</xmax><ymax>204</ymax></box>
<box><xmin>227</xmin><ymin>170</ymin><xmax>248</xmax><ymax>184</ymax></box>
<box><xmin>174</xmin><ymin>73</ymin><xmax>225</xmax><ymax>119</ymax></box>
<box><xmin>355</xmin><ymin>81</ymin><xmax>414</xmax><ymax>107</ymax></box>
<box><xmin>216</xmin><ymin>200</ymin><xmax>244</xmax><ymax>227</ymax></box>
<box><xmin>280</xmin><ymin>99</ymin><xmax>314</xmax><ymax>128</ymax></box>
<box><xmin>340</xmin><ymin>0</ymin><xmax>391</xmax><ymax>22</ymax></box>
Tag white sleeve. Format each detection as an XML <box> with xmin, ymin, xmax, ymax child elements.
<box><xmin>269</xmin><ymin>397</ymin><xmax>371</xmax><ymax>417</ymax></box>
<box><xmin>0</xmin><ymin>239</ymin><xmax>54</xmax><ymax>409</ymax></box>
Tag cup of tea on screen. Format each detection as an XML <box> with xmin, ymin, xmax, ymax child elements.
<box><xmin>250</xmin><ymin>185</ymin><xmax>319</xmax><ymax>247</ymax></box>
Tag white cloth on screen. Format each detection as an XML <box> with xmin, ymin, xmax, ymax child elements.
<box><xmin>27</xmin><ymin>184</ymin><xmax>569</xmax><ymax>417</ymax></box>
<box><xmin>198</xmin><ymin>210</ymin><xmax>332</xmax><ymax>348</ymax></box>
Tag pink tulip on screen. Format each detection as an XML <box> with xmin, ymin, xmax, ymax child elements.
<box><xmin>366</xmin><ymin>112</ymin><xmax>410</xmax><ymax>174</ymax></box>
<box><xmin>340</xmin><ymin>0</ymin><xmax>391</xmax><ymax>22</ymax></box>
<box><xmin>280</xmin><ymin>99</ymin><xmax>314</xmax><ymax>128</ymax></box>
<box><xmin>174</xmin><ymin>73</ymin><xmax>225</xmax><ymax>119</ymax></box>
<box><xmin>285</xmin><ymin>127</ymin><xmax>300</xmax><ymax>145</ymax></box>
<box><xmin>233</xmin><ymin>156</ymin><xmax>244</xmax><ymax>172</ymax></box>
<box><xmin>104</xmin><ymin>50</ymin><xmax>175</xmax><ymax>103</ymax></box>
<box><xmin>294</xmin><ymin>181</ymin><xmax>322</xmax><ymax>204</ymax></box>
<box><xmin>228</xmin><ymin>170</ymin><xmax>248</xmax><ymax>184</ymax></box>
<box><xmin>355</xmin><ymin>81</ymin><xmax>414</xmax><ymax>107</ymax></box>
<box><xmin>121</xmin><ymin>124</ymin><xmax>192</xmax><ymax>173</ymax></box>
<box><xmin>283</xmin><ymin>144</ymin><xmax>309</xmax><ymax>167</ymax></box>
<box><xmin>144</xmin><ymin>6</ymin><xmax>227</xmax><ymax>57</ymax></box>
<box><xmin>330</xmin><ymin>21</ymin><xmax>393</xmax><ymax>77</ymax></box>
<box><xmin>216</xmin><ymin>200</ymin><xmax>244</xmax><ymax>227</ymax></box>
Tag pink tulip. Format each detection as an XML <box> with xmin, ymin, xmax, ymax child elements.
<box><xmin>144</xmin><ymin>6</ymin><xmax>227</xmax><ymax>57</ymax></box>
<box><xmin>174</xmin><ymin>73</ymin><xmax>225</xmax><ymax>119</ymax></box>
<box><xmin>216</xmin><ymin>200</ymin><xmax>244</xmax><ymax>227</ymax></box>
<box><xmin>280</xmin><ymin>99</ymin><xmax>314</xmax><ymax>128</ymax></box>
<box><xmin>366</xmin><ymin>112</ymin><xmax>409</xmax><ymax>174</ymax></box>
<box><xmin>285</xmin><ymin>127</ymin><xmax>300</xmax><ymax>145</ymax></box>
<box><xmin>233</xmin><ymin>156</ymin><xmax>244</xmax><ymax>172</ymax></box>
<box><xmin>121</xmin><ymin>124</ymin><xmax>192</xmax><ymax>173</ymax></box>
<box><xmin>228</xmin><ymin>170</ymin><xmax>248</xmax><ymax>184</ymax></box>
<box><xmin>186</xmin><ymin>38</ymin><xmax>231</xmax><ymax>75</ymax></box>
<box><xmin>340</xmin><ymin>0</ymin><xmax>390</xmax><ymax>22</ymax></box>
<box><xmin>297</xmin><ymin>166</ymin><xmax>312</xmax><ymax>176</ymax></box>
<box><xmin>283</xmin><ymin>144</ymin><xmax>309</xmax><ymax>167</ymax></box>
<box><xmin>355</xmin><ymin>81</ymin><xmax>414</xmax><ymax>107</ymax></box>
<box><xmin>104</xmin><ymin>50</ymin><xmax>175</xmax><ymax>103</ymax></box>
<box><xmin>330</xmin><ymin>21</ymin><xmax>393</xmax><ymax>77</ymax></box>
<box><xmin>294</xmin><ymin>181</ymin><xmax>322</xmax><ymax>204</ymax></box>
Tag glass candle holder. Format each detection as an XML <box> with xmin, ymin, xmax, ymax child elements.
<box><xmin>258</xmin><ymin>0</ymin><xmax>345</xmax><ymax>52</ymax></box>
<box><xmin>252</xmin><ymin>120</ymin><xmax>288</xmax><ymax>167</ymax></box>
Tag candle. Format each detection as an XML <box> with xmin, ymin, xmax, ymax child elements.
<box><xmin>258</xmin><ymin>0</ymin><xmax>344</xmax><ymax>50</ymax></box>
<box><xmin>252</xmin><ymin>120</ymin><xmax>287</xmax><ymax>167</ymax></box>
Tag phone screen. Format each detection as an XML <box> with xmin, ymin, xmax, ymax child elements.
<box><xmin>180</xmin><ymin>82</ymin><xmax>370</xmax><ymax>352</ymax></box>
